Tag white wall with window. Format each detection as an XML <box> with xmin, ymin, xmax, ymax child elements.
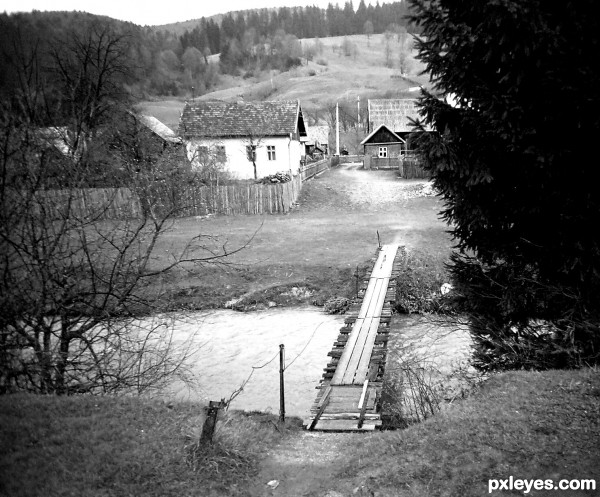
<box><xmin>187</xmin><ymin>136</ymin><xmax>302</xmax><ymax>180</ymax></box>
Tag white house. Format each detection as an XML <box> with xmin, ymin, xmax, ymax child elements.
<box><xmin>179</xmin><ymin>100</ymin><xmax>308</xmax><ymax>180</ymax></box>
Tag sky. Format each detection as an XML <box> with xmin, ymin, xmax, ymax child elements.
<box><xmin>2</xmin><ymin>0</ymin><xmax>386</xmax><ymax>26</ymax></box>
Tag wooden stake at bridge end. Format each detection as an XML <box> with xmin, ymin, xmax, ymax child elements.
<box><xmin>357</xmin><ymin>389</ymin><xmax>371</xmax><ymax>429</ymax></box>
<box><xmin>357</xmin><ymin>379</ymin><xmax>369</xmax><ymax>409</ymax></box>
<box><xmin>308</xmin><ymin>385</ymin><xmax>332</xmax><ymax>431</ymax></box>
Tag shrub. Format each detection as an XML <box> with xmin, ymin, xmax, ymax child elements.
<box><xmin>323</xmin><ymin>296</ymin><xmax>351</xmax><ymax>314</ymax></box>
<box><xmin>395</xmin><ymin>247</ymin><xmax>450</xmax><ymax>314</ymax></box>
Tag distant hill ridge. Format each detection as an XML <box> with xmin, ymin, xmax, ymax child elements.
<box><xmin>1</xmin><ymin>4</ymin><xmax>422</xmax><ymax>104</ymax></box>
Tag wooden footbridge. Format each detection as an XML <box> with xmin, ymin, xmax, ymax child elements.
<box><xmin>304</xmin><ymin>244</ymin><xmax>400</xmax><ymax>431</ymax></box>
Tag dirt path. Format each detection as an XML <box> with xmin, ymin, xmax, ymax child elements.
<box><xmin>247</xmin><ymin>432</ymin><xmax>361</xmax><ymax>497</ymax></box>
<box><xmin>295</xmin><ymin>163</ymin><xmax>435</xmax><ymax>213</ymax></box>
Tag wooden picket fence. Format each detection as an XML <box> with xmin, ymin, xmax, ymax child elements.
<box><xmin>176</xmin><ymin>174</ymin><xmax>302</xmax><ymax>216</ymax></box>
<box><xmin>400</xmin><ymin>157</ymin><xmax>429</xmax><ymax>179</ymax></box>
<box><xmin>21</xmin><ymin>156</ymin><xmax>348</xmax><ymax>220</ymax></box>
<box><xmin>24</xmin><ymin>175</ymin><xmax>303</xmax><ymax>220</ymax></box>
<box><xmin>21</xmin><ymin>188</ymin><xmax>143</xmax><ymax>220</ymax></box>
<box><xmin>368</xmin><ymin>156</ymin><xmax>429</xmax><ymax>179</ymax></box>
<box><xmin>338</xmin><ymin>154</ymin><xmax>363</xmax><ymax>164</ymax></box>
<box><xmin>300</xmin><ymin>158</ymin><xmax>331</xmax><ymax>181</ymax></box>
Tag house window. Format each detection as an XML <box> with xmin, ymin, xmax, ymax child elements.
<box><xmin>195</xmin><ymin>146</ymin><xmax>209</xmax><ymax>160</ymax></box>
<box><xmin>267</xmin><ymin>145</ymin><xmax>276</xmax><ymax>161</ymax></box>
<box><xmin>216</xmin><ymin>145</ymin><xmax>226</xmax><ymax>161</ymax></box>
<box><xmin>378</xmin><ymin>147</ymin><xmax>388</xmax><ymax>158</ymax></box>
<box><xmin>246</xmin><ymin>145</ymin><xmax>256</xmax><ymax>162</ymax></box>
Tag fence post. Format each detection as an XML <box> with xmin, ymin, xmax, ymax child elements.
<box><xmin>200</xmin><ymin>399</ymin><xmax>225</xmax><ymax>445</ymax></box>
<box><xmin>279</xmin><ymin>344</ymin><xmax>285</xmax><ymax>423</ymax></box>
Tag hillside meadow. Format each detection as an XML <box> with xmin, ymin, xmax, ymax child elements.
<box><xmin>139</xmin><ymin>33</ymin><xmax>431</xmax><ymax>131</ymax></box>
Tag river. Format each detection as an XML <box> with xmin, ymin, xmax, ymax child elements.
<box><xmin>166</xmin><ymin>306</ymin><xmax>344</xmax><ymax>418</ymax></box>
<box><xmin>160</xmin><ymin>308</ymin><xmax>472</xmax><ymax>420</ymax></box>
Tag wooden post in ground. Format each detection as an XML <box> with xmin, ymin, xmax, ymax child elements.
<box><xmin>200</xmin><ymin>399</ymin><xmax>225</xmax><ymax>445</ymax></box>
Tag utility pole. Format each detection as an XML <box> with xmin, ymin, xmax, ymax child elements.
<box><xmin>336</xmin><ymin>102</ymin><xmax>340</xmax><ymax>156</ymax></box>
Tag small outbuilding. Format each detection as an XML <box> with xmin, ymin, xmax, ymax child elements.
<box><xmin>360</xmin><ymin>124</ymin><xmax>406</xmax><ymax>161</ymax></box>
<box><xmin>361</xmin><ymin>99</ymin><xmax>429</xmax><ymax>174</ymax></box>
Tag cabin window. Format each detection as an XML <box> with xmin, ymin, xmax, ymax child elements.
<box><xmin>246</xmin><ymin>145</ymin><xmax>256</xmax><ymax>161</ymax></box>
<box><xmin>378</xmin><ymin>147</ymin><xmax>388</xmax><ymax>158</ymax></box>
<box><xmin>216</xmin><ymin>145</ymin><xmax>226</xmax><ymax>161</ymax></box>
<box><xmin>267</xmin><ymin>145</ymin><xmax>276</xmax><ymax>160</ymax></box>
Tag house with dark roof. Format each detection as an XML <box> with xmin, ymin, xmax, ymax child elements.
<box><xmin>360</xmin><ymin>99</ymin><xmax>431</xmax><ymax>175</ymax></box>
<box><xmin>179</xmin><ymin>100</ymin><xmax>308</xmax><ymax>180</ymax></box>
<box><xmin>360</xmin><ymin>99</ymin><xmax>425</xmax><ymax>160</ymax></box>
<box><xmin>38</xmin><ymin>114</ymin><xmax>181</xmax><ymax>163</ymax></box>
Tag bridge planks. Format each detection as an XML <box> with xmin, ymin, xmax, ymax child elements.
<box><xmin>331</xmin><ymin>245</ymin><xmax>397</xmax><ymax>386</ymax></box>
<box><xmin>306</xmin><ymin>244</ymin><xmax>399</xmax><ymax>431</ymax></box>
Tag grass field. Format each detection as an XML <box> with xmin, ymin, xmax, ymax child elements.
<box><xmin>147</xmin><ymin>165</ymin><xmax>450</xmax><ymax>312</ymax></box>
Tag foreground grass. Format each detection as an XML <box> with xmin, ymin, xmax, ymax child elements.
<box><xmin>0</xmin><ymin>395</ymin><xmax>301</xmax><ymax>497</ymax></box>
<box><xmin>338</xmin><ymin>368</ymin><xmax>600</xmax><ymax>496</ymax></box>
<box><xmin>2</xmin><ymin>369</ymin><xmax>598</xmax><ymax>496</ymax></box>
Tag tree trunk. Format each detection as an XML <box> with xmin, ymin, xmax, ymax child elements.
<box><xmin>55</xmin><ymin>316</ymin><xmax>71</xmax><ymax>394</ymax></box>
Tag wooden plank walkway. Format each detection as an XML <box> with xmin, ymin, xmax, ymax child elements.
<box><xmin>304</xmin><ymin>244</ymin><xmax>399</xmax><ymax>431</ymax></box>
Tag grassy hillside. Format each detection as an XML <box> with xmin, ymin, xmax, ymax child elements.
<box><xmin>139</xmin><ymin>33</ymin><xmax>430</xmax><ymax>130</ymax></box>
<box><xmin>337</xmin><ymin>368</ymin><xmax>600</xmax><ymax>496</ymax></box>
<box><xmin>2</xmin><ymin>368</ymin><xmax>598</xmax><ymax>496</ymax></box>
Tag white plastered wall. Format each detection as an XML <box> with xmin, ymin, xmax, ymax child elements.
<box><xmin>186</xmin><ymin>136</ymin><xmax>302</xmax><ymax>179</ymax></box>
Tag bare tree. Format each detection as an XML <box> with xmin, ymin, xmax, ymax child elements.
<box><xmin>243</xmin><ymin>133</ymin><xmax>266</xmax><ymax>180</ymax></box>
<box><xmin>364</xmin><ymin>20</ymin><xmax>374</xmax><ymax>46</ymax></box>
<box><xmin>0</xmin><ymin>21</ymin><xmax>246</xmax><ymax>395</ymax></box>
<box><xmin>384</xmin><ymin>37</ymin><xmax>394</xmax><ymax>68</ymax></box>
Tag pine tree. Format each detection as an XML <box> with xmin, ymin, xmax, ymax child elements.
<box><xmin>409</xmin><ymin>0</ymin><xmax>600</xmax><ymax>370</ymax></box>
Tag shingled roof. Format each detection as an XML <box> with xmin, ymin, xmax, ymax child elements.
<box><xmin>179</xmin><ymin>100</ymin><xmax>305</xmax><ymax>139</ymax></box>
<box><xmin>368</xmin><ymin>99</ymin><xmax>425</xmax><ymax>133</ymax></box>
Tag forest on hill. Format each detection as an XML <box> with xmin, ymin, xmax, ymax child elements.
<box><xmin>0</xmin><ymin>2</ymin><xmax>416</xmax><ymax>99</ymax></box>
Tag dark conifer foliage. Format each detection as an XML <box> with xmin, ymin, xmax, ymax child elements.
<box><xmin>409</xmin><ymin>0</ymin><xmax>600</xmax><ymax>370</ymax></box>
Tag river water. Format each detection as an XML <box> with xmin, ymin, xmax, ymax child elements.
<box><xmin>159</xmin><ymin>308</ymin><xmax>472</xmax><ymax>419</ymax></box>
<box><xmin>166</xmin><ymin>306</ymin><xmax>344</xmax><ymax>418</ymax></box>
